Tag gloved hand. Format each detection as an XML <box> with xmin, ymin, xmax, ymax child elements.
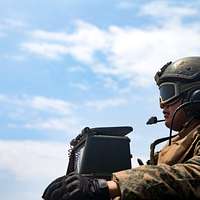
<box><xmin>62</xmin><ymin>172</ymin><xmax>110</xmax><ymax>200</ymax></box>
<box><xmin>43</xmin><ymin>172</ymin><xmax>110</xmax><ymax>200</ymax></box>
<box><xmin>42</xmin><ymin>175</ymin><xmax>66</xmax><ymax>200</ymax></box>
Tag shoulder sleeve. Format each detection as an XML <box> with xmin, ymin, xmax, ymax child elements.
<box><xmin>112</xmin><ymin>139</ymin><xmax>200</xmax><ymax>200</ymax></box>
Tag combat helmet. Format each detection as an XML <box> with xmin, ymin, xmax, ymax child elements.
<box><xmin>155</xmin><ymin>56</ymin><xmax>200</xmax><ymax>105</ymax></box>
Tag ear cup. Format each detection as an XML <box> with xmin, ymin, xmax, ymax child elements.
<box><xmin>181</xmin><ymin>89</ymin><xmax>200</xmax><ymax>119</ymax></box>
<box><xmin>190</xmin><ymin>89</ymin><xmax>200</xmax><ymax>102</ymax></box>
<box><xmin>188</xmin><ymin>89</ymin><xmax>200</xmax><ymax>119</ymax></box>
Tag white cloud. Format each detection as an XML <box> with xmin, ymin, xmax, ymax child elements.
<box><xmin>21</xmin><ymin>3</ymin><xmax>200</xmax><ymax>88</ymax></box>
<box><xmin>0</xmin><ymin>95</ymin><xmax>74</xmax><ymax>116</ymax></box>
<box><xmin>30</xmin><ymin>96</ymin><xmax>74</xmax><ymax>115</ymax></box>
<box><xmin>106</xmin><ymin>24</ymin><xmax>200</xmax><ymax>85</ymax></box>
<box><xmin>85</xmin><ymin>97</ymin><xmax>128</xmax><ymax>111</ymax></box>
<box><xmin>22</xmin><ymin>21</ymin><xmax>108</xmax><ymax>62</ymax></box>
<box><xmin>67</xmin><ymin>65</ymin><xmax>86</xmax><ymax>73</ymax></box>
<box><xmin>139</xmin><ymin>1</ymin><xmax>198</xmax><ymax>19</ymax></box>
<box><xmin>69</xmin><ymin>82</ymin><xmax>90</xmax><ymax>91</ymax></box>
<box><xmin>0</xmin><ymin>18</ymin><xmax>27</xmax><ymax>36</ymax></box>
<box><xmin>21</xmin><ymin>42</ymin><xmax>69</xmax><ymax>59</ymax></box>
<box><xmin>102</xmin><ymin>77</ymin><xmax>120</xmax><ymax>91</ymax></box>
<box><xmin>117</xmin><ymin>1</ymin><xmax>134</xmax><ymax>10</ymax></box>
<box><xmin>0</xmin><ymin>140</ymin><xmax>68</xmax><ymax>180</ymax></box>
<box><xmin>24</xmin><ymin>117</ymin><xmax>78</xmax><ymax>132</ymax></box>
<box><xmin>0</xmin><ymin>94</ymin><xmax>79</xmax><ymax>133</ymax></box>
<box><xmin>1</xmin><ymin>18</ymin><xmax>27</xmax><ymax>29</ymax></box>
<box><xmin>31</xmin><ymin>21</ymin><xmax>108</xmax><ymax>48</ymax></box>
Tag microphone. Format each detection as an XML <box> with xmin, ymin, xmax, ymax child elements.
<box><xmin>146</xmin><ymin>116</ymin><xmax>165</xmax><ymax>125</ymax></box>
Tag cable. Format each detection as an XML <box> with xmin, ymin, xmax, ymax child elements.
<box><xmin>169</xmin><ymin>101</ymin><xmax>200</xmax><ymax>145</ymax></box>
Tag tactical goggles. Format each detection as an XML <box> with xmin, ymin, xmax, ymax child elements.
<box><xmin>159</xmin><ymin>82</ymin><xmax>180</xmax><ymax>104</ymax></box>
<box><xmin>159</xmin><ymin>81</ymin><xmax>200</xmax><ymax>105</ymax></box>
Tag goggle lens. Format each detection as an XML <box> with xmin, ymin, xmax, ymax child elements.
<box><xmin>159</xmin><ymin>83</ymin><xmax>176</xmax><ymax>103</ymax></box>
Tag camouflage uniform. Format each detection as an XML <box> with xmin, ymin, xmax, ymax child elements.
<box><xmin>113</xmin><ymin>120</ymin><xmax>200</xmax><ymax>199</ymax></box>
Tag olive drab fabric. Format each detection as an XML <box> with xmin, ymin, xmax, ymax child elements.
<box><xmin>112</xmin><ymin>120</ymin><xmax>200</xmax><ymax>200</ymax></box>
<box><xmin>157</xmin><ymin>120</ymin><xmax>200</xmax><ymax>165</ymax></box>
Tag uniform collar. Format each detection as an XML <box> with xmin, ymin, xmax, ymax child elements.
<box><xmin>178</xmin><ymin>118</ymin><xmax>200</xmax><ymax>138</ymax></box>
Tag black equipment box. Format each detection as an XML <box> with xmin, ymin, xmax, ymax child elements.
<box><xmin>67</xmin><ymin>126</ymin><xmax>133</xmax><ymax>179</ymax></box>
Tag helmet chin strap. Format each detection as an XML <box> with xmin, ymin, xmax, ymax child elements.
<box><xmin>149</xmin><ymin>100</ymin><xmax>200</xmax><ymax>165</ymax></box>
<box><xmin>169</xmin><ymin>101</ymin><xmax>200</xmax><ymax>145</ymax></box>
<box><xmin>149</xmin><ymin>101</ymin><xmax>200</xmax><ymax>165</ymax></box>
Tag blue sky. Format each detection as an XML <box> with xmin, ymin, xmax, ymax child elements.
<box><xmin>0</xmin><ymin>0</ymin><xmax>200</xmax><ymax>199</ymax></box>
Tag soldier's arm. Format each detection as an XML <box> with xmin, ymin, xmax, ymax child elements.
<box><xmin>107</xmin><ymin>181</ymin><xmax>121</xmax><ymax>198</ymax></box>
<box><xmin>109</xmin><ymin>140</ymin><xmax>200</xmax><ymax>199</ymax></box>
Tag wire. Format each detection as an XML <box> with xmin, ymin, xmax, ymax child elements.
<box><xmin>169</xmin><ymin>101</ymin><xmax>200</xmax><ymax>145</ymax></box>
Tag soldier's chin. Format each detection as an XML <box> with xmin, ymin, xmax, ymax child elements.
<box><xmin>165</xmin><ymin>120</ymin><xmax>182</xmax><ymax>131</ymax></box>
<box><xmin>165</xmin><ymin>120</ymin><xmax>175</xmax><ymax>130</ymax></box>
<box><xmin>165</xmin><ymin>121</ymin><xmax>171</xmax><ymax>129</ymax></box>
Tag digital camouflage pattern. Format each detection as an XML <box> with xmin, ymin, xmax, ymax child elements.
<box><xmin>113</xmin><ymin>120</ymin><xmax>200</xmax><ymax>200</ymax></box>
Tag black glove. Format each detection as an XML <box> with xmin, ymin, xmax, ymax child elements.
<box><xmin>64</xmin><ymin>173</ymin><xmax>110</xmax><ymax>200</ymax></box>
<box><xmin>50</xmin><ymin>172</ymin><xmax>110</xmax><ymax>200</ymax></box>
<box><xmin>42</xmin><ymin>175</ymin><xmax>66</xmax><ymax>200</ymax></box>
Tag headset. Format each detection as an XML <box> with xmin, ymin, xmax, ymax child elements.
<box><xmin>169</xmin><ymin>89</ymin><xmax>200</xmax><ymax>144</ymax></box>
<box><xmin>147</xmin><ymin>88</ymin><xmax>200</xmax><ymax>165</ymax></box>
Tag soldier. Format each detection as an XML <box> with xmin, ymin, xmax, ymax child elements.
<box><xmin>43</xmin><ymin>57</ymin><xmax>200</xmax><ymax>200</ymax></box>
